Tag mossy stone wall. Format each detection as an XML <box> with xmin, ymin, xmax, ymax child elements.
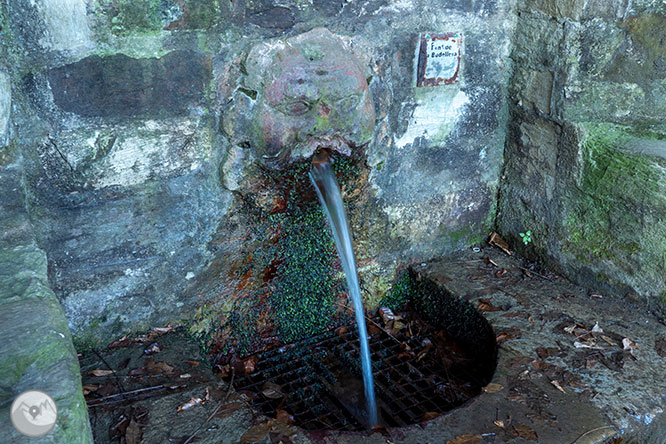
<box><xmin>498</xmin><ymin>0</ymin><xmax>666</xmax><ymax>311</ymax></box>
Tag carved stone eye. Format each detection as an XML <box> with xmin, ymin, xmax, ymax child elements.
<box><xmin>335</xmin><ymin>94</ymin><xmax>361</xmax><ymax>110</ymax></box>
<box><xmin>283</xmin><ymin>99</ymin><xmax>311</xmax><ymax>116</ymax></box>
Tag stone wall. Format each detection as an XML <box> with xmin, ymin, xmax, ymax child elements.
<box><xmin>497</xmin><ymin>0</ymin><xmax>666</xmax><ymax>309</ymax></box>
<box><xmin>1</xmin><ymin>0</ymin><xmax>514</xmax><ymax>346</ymax></box>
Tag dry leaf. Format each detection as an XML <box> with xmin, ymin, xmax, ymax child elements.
<box><xmin>271</xmin><ymin>418</ymin><xmax>297</xmax><ymax>439</ymax></box>
<box><xmin>144</xmin><ymin>342</ymin><xmax>162</xmax><ymax>355</ymax></box>
<box><xmin>82</xmin><ymin>384</ymin><xmax>99</xmax><ymax>395</ymax></box>
<box><xmin>275</xmin><ymin>409</ymin><xmax>295</xmax><ymax>424</ymax></box>
<box><xmin>262</xmin><ymin>381</ymin><xmax>283</xmax><ymax>399</ymax></box>
<box><xmin>488</xmin><ymin>232</ymin><xmax>512</xmax><ymax>255</ymax></box>
<box><xmin>177</xmin><ymin>397</ymin><xmax>204</xmax><ymax>413</ymax></box>
<box><xmin>478</xmin><ymin>298</ymin><xmax>502</xmax><ymax>312</ymax></box>
<box><xmin>215</xmin><ymin>402</ymin><xmax>245</xmax><ymax>419</ymax></box>
<box><xmin>125</xmin><ymin>418</ymin><xmax>142</xmax><ymax>444</ymax></box>
<box><xmin>243</xmin><ymin>356</ymin><xmax>257</xmax><ymax>374</ymax></box>
<box><xmin>420</xmin><ymin>411</ymin><xmax>441</xmax><ymax>422</ymax></box>
<box><xmin>574</xmin><ymin>341</ymin><xmax>603</xmax><ymax>350</ymax></box>
<box><xmin>622</xmin><ymin>338</ymin><xmax>638</xmax><ymax>354</ymax></box>
<box><xmin>446</xmin><ymin>434</ymin><xmax>482</xmax><ymax>444</ymax></box>
<box><xmin>240</xmin><ymin>421</ymin><xmax>273</xmax><ymax>443</ymax></box>
<box><xmin>551</xmin><ymin>380</ymin><xmax>566</xmax><ymax>393</ymax></box>
<box><xmin>108</xmin><ymin>335</ymin><xmax>134</xmax><ymax>349</ymax></box>
<box><xmin>185</xmin><ymin>360</ymin><xmax>200</xmax><ymax>367</ymax></box>
<box><xmin>493</xmin><ymin>420</ymin><xmax>505</xmax><ymax>428</ymax></box>
<box><xmin>379</xmin><ymin>307</ymin><xmax>397</xmax><ymax>323</ymax></box>
<box><xmin>97</xmin><ymin>382</ymin><xmax>116</xmax><ymax>397</ymax></box>
<box><xmin>145</xmin><ymin>359</ymin><xmax>174</xmax><ymax>374</ymax></box>
<box><xmin>335</xmin><ymin>326</ymin><xmax>348</xmax><ymax>336</ymax></box>
<box><xmin>89</xmin><ymin>369</ymin><xmax>114</xmax><ymax>377</ymax></box>
<box><xmin>511</xmin><ymin>423</ymin><xmax>538</xmax><ymax>440</ymax></box>
<box><xmin>571</xmin><ymin>426</ymin><xmax>617</xmax><ymax>444</ymax></box>
<box><xmin>482</xmin><ymin>383</ymin><xmax>503</xmax><ymax>393</ymax></box>
<box><xmin>215</xmin><ymin>364</ymin><xmax>231</xmax><ymax>378</ymax></box>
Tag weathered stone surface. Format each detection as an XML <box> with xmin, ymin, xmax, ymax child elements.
<box><xmin>518</xmin><ymin>0</ymin><xmax>584</xmax><ymax>19</ymax></box>
<box><xmin>48</xmin><ymin>50</ymin><xmax>211</xmax><ymax>118</ymax></box>
<box><xmin>0</xmin><ymin>163</ymin><xmax>92</xmax><ymax>443</ymax></box>
<box><xmin>0</xmin><ymin>71</ymin><xmax>10</xmax><ymax>148</ymax></box>
<box><xmin>6</xmin><ymin>0</ymin><xmax>91</xmax><ymax>55</ymax></box>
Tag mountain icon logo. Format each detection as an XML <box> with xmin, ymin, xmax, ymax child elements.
<box><xmin>10</xmin><ymin>390</ymin><xmax>58</xmax><ymax>437</ymax></box>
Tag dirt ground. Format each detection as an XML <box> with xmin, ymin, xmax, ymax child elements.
<box><xmin>79</xmin><ymin>246</ymin><xmax>666</xmax><ymax>444</ymax></box>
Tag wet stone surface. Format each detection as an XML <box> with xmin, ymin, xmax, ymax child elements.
<box><xmin>81</xmin><ymin>247</ymin><xmax>666</xmax><ymax>444</ymax></box>
<box><xmin>48</xmin><ymin>50</ymin><xmax>211</xmax><ymax>118</ymax></box>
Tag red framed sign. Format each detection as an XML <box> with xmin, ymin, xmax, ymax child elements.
<box><xmin>416</xmin><ymin>32</ymin><xmax>462</xmax><ymax>87</ymax></box>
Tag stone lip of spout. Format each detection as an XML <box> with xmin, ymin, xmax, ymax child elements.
<box><xmin>223</xmin><ymin>27</ymin><xmax>375</xmax><ymax>170</ymax></box>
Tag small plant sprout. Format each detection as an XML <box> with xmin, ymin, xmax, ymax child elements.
<box><xmin>519</xmin><ymin>230</ymin><xmax>532</xmax><ymax>245</ymax></box>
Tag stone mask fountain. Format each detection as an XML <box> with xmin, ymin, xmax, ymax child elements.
<box><xmin>219</xmin><ymin>27</ymin><xmax>379</xmax><ymax>426</ymax></box>
<box><xmin>222</xmin><ymin>27</ymin><xmax>375</xmax><ymax>169</ymax></box>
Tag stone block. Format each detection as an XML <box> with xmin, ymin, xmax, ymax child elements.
<box><xmin>48</xmin><ymin>50</ymin><xmax>211</xmax><ymax>118</ymax></box>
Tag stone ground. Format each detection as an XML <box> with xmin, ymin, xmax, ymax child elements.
<box><xmin>80</xmin><ymin>246</ymin><xmax>666</xmax><ymax>444</ymax></box>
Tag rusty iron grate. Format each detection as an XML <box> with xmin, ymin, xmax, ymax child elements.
<box><xmin>231</xmin><ymin>324</ymin><xmax>488</xmax><ymax>431</ymax></box>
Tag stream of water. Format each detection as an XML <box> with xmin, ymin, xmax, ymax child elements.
<box><xmin>309</xmin><ymin>151</ymin><xmax>378</xmax><ymax>428</ymax></box>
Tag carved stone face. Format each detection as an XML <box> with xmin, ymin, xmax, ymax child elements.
<box><xmin>225</xmin><ymin>28</ymin><xmax>375</xmax><ymax>168</ymax></box>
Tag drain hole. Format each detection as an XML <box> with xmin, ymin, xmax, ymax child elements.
<box><xmin>219</xmin><ymin>268</ymin><xmax>497</xmax><ymax>431</ymax></box>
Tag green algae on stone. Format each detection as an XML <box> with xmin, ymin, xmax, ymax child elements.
<box><xmin>563</xmin><ymin>123</ymin><xmax>666</xmax><ymax>292</ymax></box>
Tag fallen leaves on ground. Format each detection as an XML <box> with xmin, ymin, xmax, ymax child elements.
<box><xmin>144</xmin><ymin>342</ymin><xmax>162</xmax><ymax>355</ymax></box>
<box><xmin>550</xmin><ymin>380</ymin><xmax>566</xmax><ymax>393</ymax></box>
<box><xmin>488</xmin><ymin>232</ymin><xmax>512</xmax><ymax>255</ymax></box>
<box><xmin>262</xmin><ymin>381</ymin><xmax>283</xmax><ymax>399</ymax></box>
<box><xmin>275</xmin><ymin>409</ymin><xmax>294</xmax><ymax>424</ymax></box>
<box><xmin>82</xmin><ymin>384</ymin><xmax>98</xmax><ymax>395</ymax></box>
<box><xmin>510</xmin><ymin>423</ymin><xmax>538</xmax><ymax>440</ymax></box>
<box><xmin>108</xmin><ymin>335</ymin><xmax>134</xmax><ymax>349</ymax></box>
<box><xmin>496</xmin><ymin>327</ymin><xmax>521</xmax><ymax>342</ymax></box>
<box><xmin>482</xmin><ymin>382</ymin><xmax>503</xmax><ymax>393</ymax></box>
<box><xmin>149</xmin><ymin>359</ymin><xmax>174</xmax><ymax>373</ymax></box>
<box><xmin>571</xmin><ymin>426</ymin><xmax>617</xmax><ymax>444</ymax></box>
<box><xmin>240</xmin><ymin>420</ymin><xmax>281</xmax><ymax>443</ymax></box>
<box><xmin>177</xmin><ymin>388</ymin><xmax>210</xmax><ymax>413</ymax></box>
<box><xmin>656</xmin><ymin>337</ymin><xmax>666</xmax><ymax>357</ymax></box>
<box><xmin>446</xmin><ymin>434</ymin><xmax>482</xmax><ymax>444</ymax></box>
<box><xmin>420</xmin><ymin>411</ymin><xmax>441</xmax><ymax>422</ymax></box>
<box><xmin>477</xmin><ymin>298</ymin><xmax>502</xmax><ymax>312</ymax></box>
<box><xmin>379</xmin><ymin>307</ymin><xmax>397</xmax><ymax>323</ymax></box>
<box><xmin>125</xmin><ymin>418</ymin><xmax>142</xmax><ymax>444</ymax></box>
<box><xmin>622</xmin><ymin>337</ymin><xmax>638</xmax><ymax>355</ymax></box>
<box><xmin>214</xmin><ymin>401</ymin><xmax>245</xmax><ymax>419</ymax></box>
<box><xmin>243</xmin><ymin>356</ymin><xmax>257</xmax><ymax>374</ymax></box>
<box><xmin>89</xmin><ymin>369</ymin><xmax>114</xmax><ymax>377</ymax></box>
<box><xmin>535</xmin><ymin>347</ymin><xmax>561</xmax><ymax>359</ymax></box>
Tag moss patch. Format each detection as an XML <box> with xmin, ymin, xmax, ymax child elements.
<box><xmin>564</xmin><ymin>123</ymin><xmax>666</xmax><ymax>288</ymax></box>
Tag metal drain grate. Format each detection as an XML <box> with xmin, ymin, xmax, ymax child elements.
<box><xmin>231</xmin><ymin>324</ymin><xmax>487</xmax><ymax>431</ymax></box>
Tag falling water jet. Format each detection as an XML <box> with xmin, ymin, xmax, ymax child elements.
<box><xmin>309</xmin><ymin>149</ymin><xmax>378</xmax><ymax>428</ymax></box>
